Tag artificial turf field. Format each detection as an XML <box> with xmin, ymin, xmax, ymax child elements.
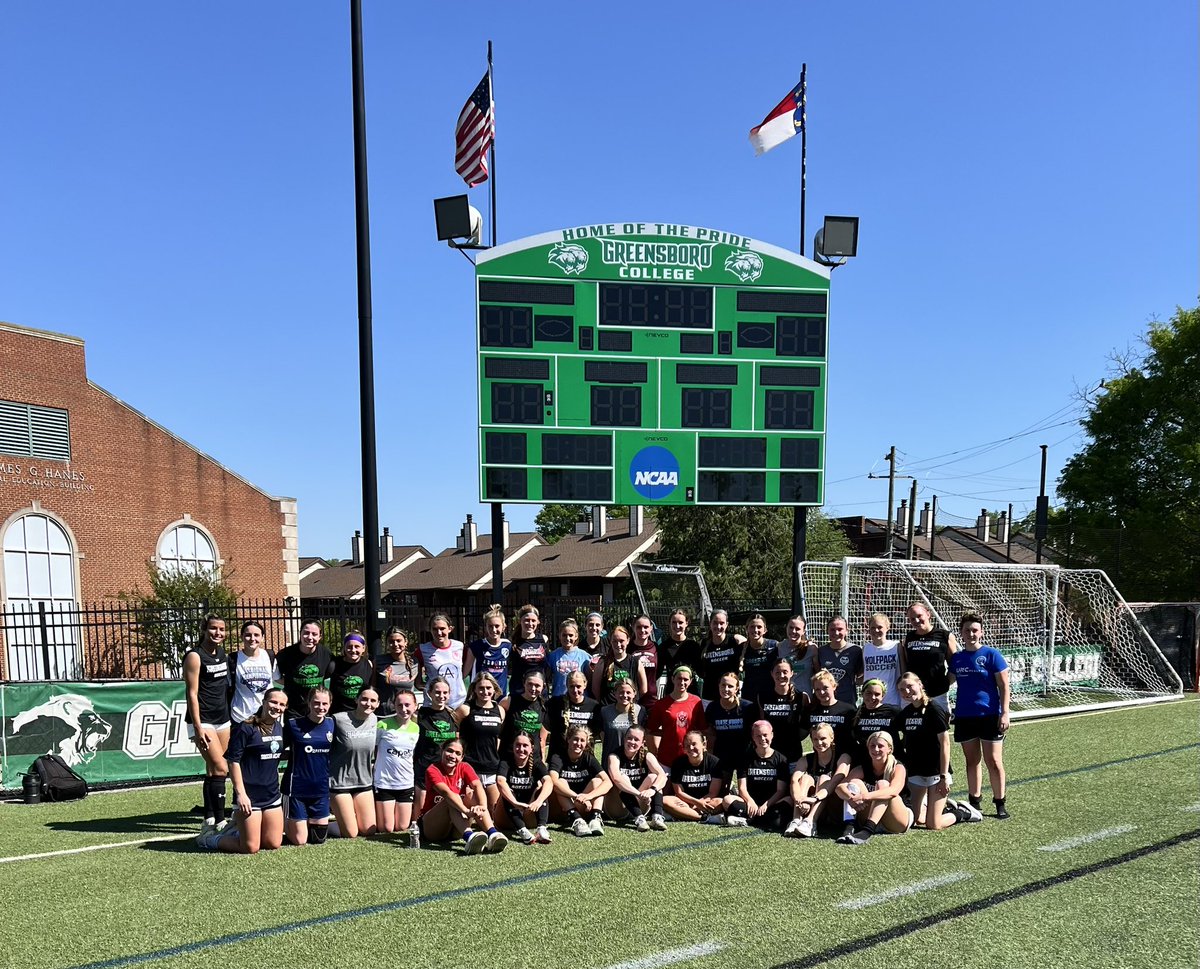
<box><xmin>1</xmin><ymin>699</ymin><xmax>1197</xmax><ymax>969</ymax></box>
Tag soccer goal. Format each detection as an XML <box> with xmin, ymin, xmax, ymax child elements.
<box><xmin>798</xmin><ymin>558</ymin><xmax>1184</xmax><ymax>719</ymax></box>
<box><xmin>629</xmin><ymin>563</ymin><xmax>713</xmax><ymax>632</ymax></box>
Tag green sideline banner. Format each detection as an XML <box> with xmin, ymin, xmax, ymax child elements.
<box><xmin>0</xmin><ymin>681</ymin><xmax>205</xmax><ymax>790</ymax></box>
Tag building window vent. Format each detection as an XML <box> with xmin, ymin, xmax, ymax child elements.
<box><xmin>0</xmin><ymin>399</ymin><xmax>71</xmax><ymax>462</ymax></box>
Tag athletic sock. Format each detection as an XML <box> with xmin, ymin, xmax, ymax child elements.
<box><xmin>487</xmin><ymin>827</ymin><xmax>498</xmax><ymax>836</ymax></box>
<box><xmin>209</xmin><ymin>776</ymin><xmax>227</xmax><ymax>821</ymax></box>
<box><xmin>200</xmin><ymin>778</ymin><xmax>214</xmax><ymax>823</ymax></box>
<box><xmin>968</xmin><ymin>795</ymin><xmax>982</xmax><ymax>811</ymax></box>
<box><xmin>994</xmin><ymin>797</ymin><xmax>1009</xmax><ymax>819</ymax></box>
<box><xmin>564</xmin><ymin>809</ymin><xmax>580</xmax><ymax>824</ymax></box>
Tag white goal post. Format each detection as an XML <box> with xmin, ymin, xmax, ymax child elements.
<box><xmin>798</xmin><ymin>558</ymin><xmax>1184</xmax><ymax>719</ymax></box>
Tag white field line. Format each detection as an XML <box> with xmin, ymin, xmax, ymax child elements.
<box><xmin>838</xmin><ymin>872</ymin><xmax>971</xmax><ymax>910</ymax></box>
<box><xmin>1037</xmin><ymin>825</ymin><xmax>1136</xmax><ymax>852</ymax></box>
<box><xmin>603</xmin><ymin>941</ymin><xmax>727</xmax><ymax>969</ymax></box>
<box><xmin>0</xmin><ymin>832</ymin><xmax>194</xmax><ymax>863</ymax></box>
<box><xmin>1180</xmin><ymin>802</ymin><xmax>1200</xmax><ymax>813</ymax></box>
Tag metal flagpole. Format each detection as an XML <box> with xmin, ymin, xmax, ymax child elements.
<box><xmin>791</xmin><ymin>62</ymin><xmax>809</xmax><ymax>614</ymax></box>
<box><xmin>487</xmin><ymin>40</ymin><xmax>505</xmax><ymax>604</ymax></box>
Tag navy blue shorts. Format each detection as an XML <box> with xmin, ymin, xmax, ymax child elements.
<box><xmin>288</xmin><ymin>791</ymin><xmax>331</xmax><ymax>821</ymax></box>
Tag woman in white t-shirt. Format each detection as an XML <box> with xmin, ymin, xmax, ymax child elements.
<box><xmin>861</xmin><ymin>612</ymin><xmax>901</xmax><ymax>707</ymax></box>
<box><xmin>419</xmin><ymin>613</ymin><xmax>467</xmax><ymax>709</ymax></box>
<box><xmin>229</xmin><ymin>620</ymin><xmax>277</xmax><ymax>725</ymax></box>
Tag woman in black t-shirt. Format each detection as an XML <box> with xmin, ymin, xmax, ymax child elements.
<box><xmin>901</xmin><ymin>602</ymin><xmax>958</xmax><ymax>711</ymax></box>
<box><xmin>330</xmin><ymin>632</ymin><xmax>374</xmax><ymax>714</ymax></box>
<box><xmin>706</xmin><ymin>671</ymin><xmax>756</xmax><ymax>780</ymax></box>
<box><xmin>729</xmin><ymin>720</ymin><xmax>790</xmax><ymax>831</ymax></box>
<box><xmin>604</xmin><ymin>724</ymin><xmax>667</xmax><ymax>831</ymax></box>
<box><xmin>755</xmin><ymin>657</ymin><xmax>806</xmax><ymax>766</ymax></box>
<box><xmin>834</xmin><ymin>729</ymin><xmax>911</xmax><ymax>845</ymax></box>
<box><xmin>548</xmin><ymin>724</ymin><xmax>611</xmax><ymax>837</ymax></box>
<box><xmin>784</xmin><ymin>721</ymin><xmax>851</xmax><ymax>838</ymax></box>
<box><xmin>664</xmin><ymin>730</ymin><xmax>731</xmax><ymax>823</ymax></box>
<box><xmin>849</xmin><ymin>679</ymin><xmax>902</xmax><ymax>767</ymax></box>
<box><xmin>698</xmin><ymin>610</ymin><xmax>745</xmax><ymax>702</ymax></box>
<box><xmin>413</xmin><ymin>677</ymin><xmax>462</xmax><ymax>818</ymax></box>
<box><xmin>545</xmin><ymin>671</ymin><xmax>602</xmax><ymax>763</ymax></box>
<box><xmin>456</xmin><ymin>672</ymin><xmax>506</xmax><ymax>815</ymax></box>
<box><xmin>802</xmin><ymin>670</ymin><xmax>856</xmax><ymax>753</ymax></box>
<box><xmin>500</xmin><ymin>669</ymin><xmax>550</xmax><ymax>760</ymax></box>
<box><xmin>592</xmin><ymin>625</ymin><xmax>647</xmax><ymax>703</ymax></box>
<box><xmin>495</xmin><ymin>731</ymin><xmax>554</xmax><ymax>844</ymax></box>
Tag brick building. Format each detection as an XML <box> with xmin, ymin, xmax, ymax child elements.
<box><xmin>1</xmin><ymin>321</ymin><xmax>298</xmax><ymax>678</ymax></box>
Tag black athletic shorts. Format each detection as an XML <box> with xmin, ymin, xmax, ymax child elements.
<box><xmin>375</xmin><ymin>786</ymin><xmax>415</xmax><ymax>803</ymax></box>
<box><xmin>953</xmin><ymin>714</ymin><xmax>1004</xmax><ymax>744</ymax></box>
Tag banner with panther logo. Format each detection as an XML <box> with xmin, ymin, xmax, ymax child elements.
<box><xmin>1</xmin><ymin>681</ymin><xmax>205</xmax><ymax>790</ymax></box>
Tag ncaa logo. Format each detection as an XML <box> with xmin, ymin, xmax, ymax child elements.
<box><xmin>629</xmin><ymin>446</ymin><xmax>680</xmax><ymax>500</ymax></box>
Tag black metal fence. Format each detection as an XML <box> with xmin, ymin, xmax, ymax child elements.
<box><xmin>1</xmin><ymin>594</ymin><xmax>792</xmax><ymax>683</ymax></box>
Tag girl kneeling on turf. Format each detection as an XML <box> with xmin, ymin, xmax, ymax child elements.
<box><xmin>419</xmin><ymin>738</ymin><xmax>508</xmax><ymax>854</ymax></box>
<box><xmin>784</xmin><ymin>722</ymin><xmax>851</xmax><ymax>838</ymax></box>
<box><xmin>549</xmin><ymin>724</ymin><xmax>611</xmax><ymax>836</ymax></box>
<box><xmin>834</xmin><ymin>730</ymin><xmax>912</xmax><ymax>845</ymax></box>
<box><xmin>204</xmin><ymin>688</ymin><xmax>287</xmax><ymax>854</ymax></box>
<box><xmin>604</xmin><ymin>724</ymin><xmax>667</xmax><ymax>831</ymax></box>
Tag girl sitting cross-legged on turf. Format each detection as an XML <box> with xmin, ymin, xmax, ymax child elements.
<box><xmin>419</xmin><ymin>737</ymin><xmax>508</xmax><ymax>854</ymax></box>
<box><xmin>201</xmin><ymin>687</ymin><xmax>287</xmax><ymax>854</ymax></box>
<box><xmin>784</xmin><ymin>722</ymin><xmax>851</xmax><ymax>838</ymax></box>
<box><xmin>834</xmin><ymin>730</ymin><xmax>913</xmax><ymax>845</ymax></box>
<box><xmin>496</xmin><ymin>731</ymin><xmax>554</xmax><ymax>844</ymax></box>
<box><xmin>549</xmin><ymin>724</ymin><xmax>611</xmax><ymax>837</ymax></box>
<box><xmin>849</xmin><ymin>679</ymin><xmax>901</xmax><ymax>768</ymax></box>
<box><xmin>663</xmin><ymin>730</ymin><xmax>736</xmax><ymax>825</ymax></box>
<box><xmin>604</xmin><ymin>724</ymin><xmax>668</xmax><ymax>832</ymax></box>
<box><xmin>727</xmin><ymin>719</ymin><xmax>791</xmax><ymax>832</ymax></box>
<box><xmin>892</xmin><ymin>672</ymin><xmax>981</xmax><ymax>829</ymax></box>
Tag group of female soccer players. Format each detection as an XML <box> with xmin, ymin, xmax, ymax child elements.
<box><xmin>183</xmin><ymin>601</ymin><xmax>1011</xmax><ymax>854</ymax></box>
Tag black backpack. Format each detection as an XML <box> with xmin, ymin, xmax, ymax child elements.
<box><xmin>32</xmin><ymin>754</ymin><xmax>89</xmax><ymax>802</ymax></box>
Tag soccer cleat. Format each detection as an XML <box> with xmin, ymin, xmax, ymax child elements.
<box><xmin>534</xmin><ymin>825</ymin><xmax>552</xmax><ymax>844</ymax></box>
<box><xmin>465</xmin><ymin>831</ymin><xmax>487</xmax><ymax>854</ymax></box>
<box><xmin>649</xmin><ymin>813</ymin><xmax>667</xmax><ymax>831</ymax></box>
<box><xmin>725</xmin><ymin>815</ymin><xmax>749</xmax><ymax>827</ymax></box>
<box><xmin>516</xmin><ymin>826</ymin><xmax>535</xmax><ymax>844</ymax></box>
<box><xmin>783</xmin><ymin>818</ymin><xmax>804</xmax><ymax>838</ymax></box>
<box><xmin>797</xmin><ymin>818</ymin><xmax>815</xmax><ymax>838</ymax></box>
<box><xmin>571</xmin><ymin>818</ymin><xmax>591</xmax><ymax>838</ymax></box>
<box><xmin>703</xmin><ymin>813</ymin><xmax>726</xmax><ymax>825</ymax></box>
<box><xmin>486</xmin><ymin>831</ymin><xmax>509</xmax><ymax>854</ymax></box>
<box><xmin>588</xmin><ymin>815</ymin><xmax>605</xmax><ymax>836</ymax></box>
<box><xmin>836</xmin><ymin>832</ymin><xmax>866</xmax><ymax>845</ymax></box>
<box><xmin>633</xmin><ymin>814</ymin><xmax>650</xmax><ymax>832</ymax></box>
<box><xmin>964</xmin><ymin>802</ymin><xmax>984</xmax><ymax>823</ymax></box>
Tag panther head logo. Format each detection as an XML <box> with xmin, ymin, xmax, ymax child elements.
<box><xmin>724</xmin><ymin>249</ymin><xmax>764</xmax><ymax>282</ymax></box>
<box><xmin>12</xmin><ymin>694</ymin><xmax>113</xmax><ymax>766</ymax></box>
<box><xmin>547</xmin><ymin>242</ymin><xmax>589</xmax><ymax>276</ymax></box>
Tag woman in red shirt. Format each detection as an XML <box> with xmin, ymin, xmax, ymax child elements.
<box><xmin>419</xmin><ymin>738</ymin><xmax>508</xmax><ymax>854</ymax></box>
<box><xmin>648</xmin><ymin>666</ymin><xmax>706</xmax><ymax>769</ymax></box>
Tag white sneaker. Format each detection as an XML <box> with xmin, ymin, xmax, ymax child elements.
<box><xmin>535</xmin><ymin>825</ymin><xmax>552</xmax><ymax>844</ymax></box>
<box><xmin>725</xmin><ymin>815</ymin><xmax>749</xmax><ymax>827</ymax></box>
<box><xmin>649</xmin><ymin>814</ymin><xmax>667</xmax><ymax>831</ymax></box>
<box><xmin>571</xmin><ymin>818</ymin><xmax>591</xmax><ymax>838</ymax></box>
<box><xmin>465</xmin><ymin>831</ymin><xmax>487</xmax><ymax>854</ymax></box>
<box><xmin>702</xmin><ymin>813</ymin><xmax>726</xmax><ymax>825</ymax></box>
<box><xmin>798</xmin><ymin>818</ymin><xmax>815</xmax><ymax>838</ymax></box>
<box><xmin>783</xmin><ymin>818</ymin><xmax>803</xmax><ymax>838</ymax></box>
<box><xmin>486</xmin><ymin>831</ymin><xmax>509</xmax><ymax>853</ymax></box>
<box><xmin>588</xmin><ymin>815</ymin><xmax>605</xmax><ymax>836</ymax></box>
<box><xmin>516</xmin><ymin>826</ymin><xmax>535</xmax><ymax>844</ymax></box>
<box><xmin>633</xmin><ymin>814</ymin><xmax>650</xmax><ymax>832</ymax></box>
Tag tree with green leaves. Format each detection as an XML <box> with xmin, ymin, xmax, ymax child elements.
<box><xmin>1056</xmin><ymin>305</ymin><xmax>1199</xmax><ymax>600</ymax></box>
<box><xmin>535</xmin><ymin>503</ymin><xmax>633</xmax><ymax>544</ymax></box>
<box><xmin>651</xmin><ymin>506</ymin><xmax>853</xmax><ymax>602</ymax></box>
<box><xmin>119</xmin><ymin>565</ymin><xmax>241</xmax><ymax>673</ymax></box>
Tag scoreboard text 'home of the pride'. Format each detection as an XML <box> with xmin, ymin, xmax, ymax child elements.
<box><xmin>475</xmin><ymin>222</ymin><xmax>831</xmax><ymax>507</ymax></box>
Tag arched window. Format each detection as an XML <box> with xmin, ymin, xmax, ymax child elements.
<box><xmin>2</xmin><ymin>510</ymin><xmax>81</xmax><ymax>680</ymax></box>
<box><xmin>156</xmin><ymin>520</ymin><xmax>218</xmax><ymax>575</ymax></box>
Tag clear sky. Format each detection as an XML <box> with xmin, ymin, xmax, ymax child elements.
<box><xmin>2</xmin><ymin>2</ymin><xmax>1195</xmax><ymax>560</ymax></box>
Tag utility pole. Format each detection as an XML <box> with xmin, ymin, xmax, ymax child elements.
<box><xmin>1035</xmin><ymin>444</ymin><xmax>1049</xmax><ymax>564</ymax></box>
<box><xmin>906</xmin><ymin>479</ymin><xmax>918</xmax><ymax>558</ymax></box>
<box><xmin>867</xmin><ymin>446</ymin><xmax>913</xmax><ymax>558</ymax></box>
<box><xmin>930</xmin><ymin>495</ymin><xmax>939</xmax><ymax>561</ymax></box>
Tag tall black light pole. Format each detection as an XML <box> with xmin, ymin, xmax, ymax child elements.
<box><xmin>350</xmin><ymin>0</ymin><xmax>382</xmax><ymax>647</ymax></box>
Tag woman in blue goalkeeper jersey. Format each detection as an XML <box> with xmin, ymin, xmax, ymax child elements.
<box><xmin>282</xmin><ymin>687</ymin><xmax>335</xmax><ymax>846</ymax></box>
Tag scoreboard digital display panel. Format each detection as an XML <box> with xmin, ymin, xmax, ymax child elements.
<box><xmin>476</xmin><ymin>222</ymin><xmax>831</xmax><ymax>507</ymax></box>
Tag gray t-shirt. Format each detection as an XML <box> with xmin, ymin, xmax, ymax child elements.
<box><xmin>599</xmin><ymin>702</ymin><xmax>647</xmax><ymax>763</ymax></box>
<box><xmin>330</xmin><ymin>711</ymin><xmax>378</xmax><ymax>790</ymax></box>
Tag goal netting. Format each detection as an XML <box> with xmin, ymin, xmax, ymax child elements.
<box><xmin>798</xmin><ymin>558</ymin><xmax>1183</xmax><ymax>718</ymax></box>
<box><xmin>629</xmin><ymin>563</ymin><xmax>713</xmax><ymax>633</ymax></box>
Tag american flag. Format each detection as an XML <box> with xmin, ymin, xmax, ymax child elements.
<box><xmin>455</xmin><ymin>71</ymin><xmax>494</xmax><ymax>187</ymax></box>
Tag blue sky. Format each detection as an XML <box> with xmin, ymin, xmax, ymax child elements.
<box><xmin>2</xmin><ymin>2</ymin><xmax>1195</xmax><ymax>559</ymax></box>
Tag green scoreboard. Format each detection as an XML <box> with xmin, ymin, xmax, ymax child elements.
<box><xmin>475</xmin><ymin>221</ymin><xmax>831</xmax><ymax>507</ymax></box>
